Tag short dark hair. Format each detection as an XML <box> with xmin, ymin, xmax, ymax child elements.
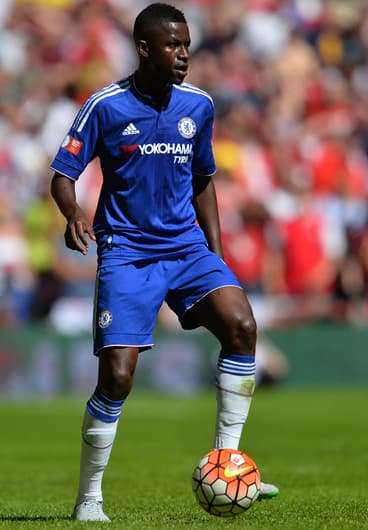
<box><xmin>133</xmin><ymin>3</ymin><xmax>187</xmax><ymax>42</ymax></box>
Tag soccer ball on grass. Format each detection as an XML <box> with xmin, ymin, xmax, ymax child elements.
<box><xmin>192</xmin><ymin>448</ymin><xmax>260</xmax><ymax>517</ymax></box>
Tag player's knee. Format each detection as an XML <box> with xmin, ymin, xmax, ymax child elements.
<box><xmin>99</xmin><ymin>347</ymin><xmax>137</xmax><ymax>399</ymax></box>
<box><xmin>100</xmin><ymin>366</ymin><xmax>134</xmax><ymax>400</ymax></box>
<box><xmin>226</xmin><ymin>312</ymin><xmax>257</xmax><ymax>352</ymax></box>
<box><xmin>238</xmin><ymin>313</ymin><xmax>257</xmax><ymax>343</ymax></box>
<box><xmin>111</xmin><ymin>367</ymin><xmax>134</xmax><ymax>397</ymax></box>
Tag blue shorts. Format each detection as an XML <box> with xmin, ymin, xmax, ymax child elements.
<box><xmin>93</xmin><ymin>245</ymin><xmax>241</xmax><ymax>353</ymax></box>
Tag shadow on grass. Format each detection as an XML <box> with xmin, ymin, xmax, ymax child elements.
<box><xmin>0</xmin><ymin>515</ymin><xmax>71</xmax><ymax>522</ymax></box>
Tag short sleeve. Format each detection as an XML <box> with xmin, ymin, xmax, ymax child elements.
<box><xmin>50</xmin><ymin>94</ymin><xmax>100</xmax><ymax>180</ymax></box>
<box><xmin>191</xmin><ymin>100</ymin><xmax>216</xmax><ymax>177</ymax></box>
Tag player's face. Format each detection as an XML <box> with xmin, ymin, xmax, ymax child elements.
<box><xmin>146</xmin><ymin>22</ymin><xmax>190</xmax><ymax>85</ymax></box>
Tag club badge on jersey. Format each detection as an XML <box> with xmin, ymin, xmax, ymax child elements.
<box><xmin>178</xmin><ymin>117</ymin><xmax>197</xmax><ymax>139</ymax></box>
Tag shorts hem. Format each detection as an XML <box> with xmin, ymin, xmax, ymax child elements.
<box><xmin>94</xmin><ymin>343</ymin><xmax>154</xmax><ymax>356</ymax></box>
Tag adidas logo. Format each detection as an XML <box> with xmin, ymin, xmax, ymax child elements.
<box><xmin>122</xmin><ymin>122</ymin><xmax>140</xmax><ymax>135</ymax></box>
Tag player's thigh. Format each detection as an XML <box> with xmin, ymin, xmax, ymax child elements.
<box><xmin>187</xmin><ymin>285</ymin><xmax>256</xmax><ymax>341</ymax></box>
<box><xmin>166</xmin><ymin>248</ymin><xmax>249</xmax><ymax>332</ymax></box>
<box><xmin>94</xmin><ymin>260</ymin><xmax>167</xmax><ymax>352</ymax></box>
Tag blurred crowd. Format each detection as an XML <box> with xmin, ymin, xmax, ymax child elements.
<box><xmin>2</xmin><ymin>0</ymin><xmax>368</xmax><ymax>332</ymax></box>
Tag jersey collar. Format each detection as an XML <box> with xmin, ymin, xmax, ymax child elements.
<box><xmin>130</xmin><ymin>73</ymin><xmax>172</xmax><ymax>110</ymax></box>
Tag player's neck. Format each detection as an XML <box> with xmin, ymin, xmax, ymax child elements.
<box><xmin>133</xmin><ymin>71</ymin><xmax>171</xmax><ymax>107</ymax></box>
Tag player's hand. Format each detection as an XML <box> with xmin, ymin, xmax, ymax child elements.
<box><xmin>64</xmin><ymin>209</ymin><xmax>96</xmax><ymax>255</ymax></box>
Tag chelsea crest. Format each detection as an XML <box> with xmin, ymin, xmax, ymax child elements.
<box><xmin>98</xmin><ymin>310</ymin><xmax>113</xmax><ymax>328</ymax></box>
<box><xmin>178</xmin><ymin>117</ymin><xmax>196</xmax><ymax>139</ymax></box>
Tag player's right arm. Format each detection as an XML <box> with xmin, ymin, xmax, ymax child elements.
<box><xmin>49</xmin><ymin>87</ymin><xmax>106</xmax><ymax>254</ymax></box>
<box><xmin>51</xmin><ymin>172</ymin><xmax>96</xmax><ymax>255</ymax></box>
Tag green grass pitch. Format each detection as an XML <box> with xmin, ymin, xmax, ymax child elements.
<box><xmin>0</xmin><ymin>388</ymin><xmax>367</xmax><ymax>529</ymax></box>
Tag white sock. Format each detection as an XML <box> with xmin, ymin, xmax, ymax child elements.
<box><xmin>213</xmin><ymin>356</ymin><xmax>255</xmax><ymax>450</ymax></box>
<box><xmin>76</xmin><ymin>408</ymin><xmax>119</xmax><ymax>503</ymax></box>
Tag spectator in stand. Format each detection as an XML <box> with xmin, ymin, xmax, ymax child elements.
<box><xmin>23</xmin><ymin>187</ymin><xmax>64</xmax><ymax>320</ymax></box>
<box><xmin>0</xmin><ymin>199</ymin><xmax>32</xmax><ymax>326</ymax></box>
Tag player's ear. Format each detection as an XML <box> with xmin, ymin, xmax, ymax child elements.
<box><xmin>136</xmin><ymin>39</ymin><xmax>150</xmax><ymax>58</ymax></box>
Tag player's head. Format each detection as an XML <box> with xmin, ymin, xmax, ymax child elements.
<box><xmin>133</xmin><ymin>3</ymin><xmax>187</xmax><ymax>43</ymax></box>
<box><xmin>133</xmin><ymin>3</ymin><xmax>190</xmax><ymax>85</ymax></box>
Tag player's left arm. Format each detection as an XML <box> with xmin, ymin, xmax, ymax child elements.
<box><xmin>192</xmin><ymin>173</ymin><xmax>224</xmax><ymax>259</ymax></box>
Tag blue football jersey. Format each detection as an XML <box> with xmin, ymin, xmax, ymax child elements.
<box><xmin>51</xmin><ymin>75</ymin><xmax>216</xmax><ymax>260</ymax></box>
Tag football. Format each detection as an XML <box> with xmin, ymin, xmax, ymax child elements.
<box><xmin>192</xmin><ymin>448</ymin><xmax>261</xmax><ymax>517</ymax></box>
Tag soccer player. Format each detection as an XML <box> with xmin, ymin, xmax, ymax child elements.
<box><xmin>50</xmin><ymin>3</ymin><xmax>279</xmax><ymax>522</ymax></box>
